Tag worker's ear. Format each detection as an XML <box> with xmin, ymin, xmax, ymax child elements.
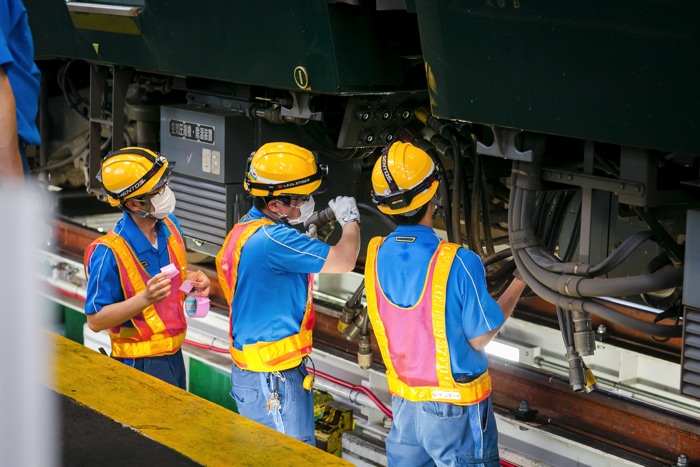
<box><xmin>124</xmin><ymin>199</ymin><xmax>142</xmax><ymax>212</ymax></box>
<box><xmin>267</xmin><ymin>199</ymin><xmax>282</xmax><ymax>214</ymax></box>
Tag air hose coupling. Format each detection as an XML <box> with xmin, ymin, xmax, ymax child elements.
<box><xmin>337</xmin><ymin>301</ymin><xmax>357</xmax><ymax>335</ymax></box>
<box><xmin>566</xmin><ymin>347</ymin><xmax>586</xmax><ymax>393</ymax></box>
<box><xmin>357</xmin><ymin>332</ymin><xmax>372</xmax><ymax>370</ymax></box>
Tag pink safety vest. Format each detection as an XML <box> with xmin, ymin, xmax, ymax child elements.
<box><xmin>84</xmin><ymin>217</ymin><xmax>187</xmax><ymax>358</ymax></box>
<box><xmin>365</xmin><ymin>236</ymin><xmax>491</xmax><ymax>405</ymax></box>
<box><xmin>216</xmin><ymin>218</ymin><xmax>315</xmax><ymax>372</ymax></box>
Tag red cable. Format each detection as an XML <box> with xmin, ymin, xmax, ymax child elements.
<box><xmin>500</xmin><ymin>461</ymin><xmax>521</xmax><ymax>467</ymax></box>
<box><xmin>48</xmin><ymin>283</ymin><xmax>86</xmax><ymax>302</ymax></box>
<box><xmin>183</xmin><ymin>339</ymin><xmax>229</xmax><ymax>353</ymax></box>
<box><xmin>54</xmin><ymin>282</ymin><xmax>521</xmax><ymax>464</ymax></box>
<box><xmin>50</xmin><ymin>280</ymin><xmax>392</xmax><ymax>419</ymax></box>
<box><xmin>307</xmin><ymin>367</ymin><xmax>393</xmax><ymax>419</ymax></box>
<box><xmin>182</xmin><ymin>340</ymin><xmax>393</xmax><ymax>418</ymax></box>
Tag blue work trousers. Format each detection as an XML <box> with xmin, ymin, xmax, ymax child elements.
<box><xmin>230</xmin><ymin>363</ymin><xmax>315</xmax><ymax>446</ymax></box>
<box><xmin>116</xmin><ymin>348</ymin><xmax>187</xmax><ymax>390</ymax></box>
<box><xmin>386</xmin><ymin>395</ymin><xmax>500</xmax><ymax>467</ymax></box>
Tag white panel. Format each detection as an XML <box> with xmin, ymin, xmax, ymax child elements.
<box><xmin>0</xmin><ymin>183</ymin><xmax>57</xmax><ymax>467</ymax></box>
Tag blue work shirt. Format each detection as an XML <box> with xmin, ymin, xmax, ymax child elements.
<box><xmin>85</xmin><ymin>213</ymin><xmax>184</xmax><ymax>321</ymax></box>
<box><xmin>230</xmin><ymin>207</ymin><xmax>330</xmax><ymax>350</ymax></box>
<box><xmin>375</xmin><ymin>225</ymin><xmax>504</xmax><ymax>378</ymax></box>
<box><xmin>0</xmin><ymin>0</ymin><xmax>41</xmax><ymax>147</ymax></box>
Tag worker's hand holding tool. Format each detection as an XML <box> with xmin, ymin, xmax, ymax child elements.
<box><xmin>306</xmin><ymin>223</ymin><xmax>318</xmax><ymax>239</ymax></box>
<box><xmin>304</xmin><ymin>206</ymin><xmax>336</xmax><ymax>242</ymax></box>
<box><xmin>328</xmin><ymin>196</ymin><xmax>360</xmax><ymax>227</ymax></box>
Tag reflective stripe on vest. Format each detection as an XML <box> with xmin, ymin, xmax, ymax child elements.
<box><xmin>365</xmin><ymin>236</ymin><xmax>492</xmax><ymax>405</ymax></box>
<box><xmin>216</xmin><ymin>218</ymin><xmax>315</xmax><ymax>372</ymax></box>
<box><xmin>84</xmin><ymin>217</ymin><xmax>187</xmax><ymax>358</ymax></box>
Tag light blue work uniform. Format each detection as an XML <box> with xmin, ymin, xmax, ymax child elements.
<box><xmin>375</xmin><ymin>225</ymin><xmax>504</xmax><ymax>467</ymax></box>
<box><xmin>228</xmin><ymin>206</ymin><xmax>330</xmax><ymax>445</ymax></box>
<box><xmin>0</xmin><ymin>0</ymin><xmax>41</xmax><ymax>174</ymax></box>
<box><xmin>85</xmin><ymin>213</ymin><xmax>187</xmax><ymax>389</ymax></box>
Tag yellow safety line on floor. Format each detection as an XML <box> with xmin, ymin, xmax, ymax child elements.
<box><xmin>45</xmin><ymin>332</ymin><xmax>351</xmax><ymax>467</ymax></box>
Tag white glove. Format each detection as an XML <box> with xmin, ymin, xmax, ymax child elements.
<box><xmin>328</xmin><ymin>196</ymin><xmax>360</xmax><ymax>227</ymax></box>
<box><xmin>306</xmin><ymin>223</ymin><xmax>318</xmax><ymax>239</ymax></box>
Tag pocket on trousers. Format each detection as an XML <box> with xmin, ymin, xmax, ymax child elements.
<box><xmin>421</xmin><ymin>401</ymin><xmax>466</xmax><ymax>419</ymax></box>
<box><xmin>480</xmin><ymin>398</ymin><xmax>495</xmax><ymax>432</ymax></box>
<box><xmin>229</xmin><ymin>367</ymin><xmax>262</xmax><ymax>406</ymax></box>
<box><xmin>231</xmin><ymin>386</ymin><xmax>260</xmax><ymax>406</ymax></box>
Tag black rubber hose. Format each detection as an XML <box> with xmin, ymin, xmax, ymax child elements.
<box><xmin>469</xmin><ymin>147</ymin><xmax>483</xmax><ymax>254</ymax></box>
<box><xmin>633</xmin><ymin>207</ymin><xmax>684</xmax><ymax>264</ymax></box>
<box><xmin>512</xmin><ymin>165</ymin><xmax>682</xmax><ymax>297</ymax></box>
<box><xmin>483</xmin><ymin>247</ymin><xmax>513</xmax><ymax>267</ymax></box>
<box><xmin>548</xmin><ymin>191</ymin><xmax>576</xmax><ymax>253</ymax></box>
<box><xmin>451</xmin><ymin>141</ymin><xmax>463</xmax><ymax>245</ymax></box>
<box><xmin>562</xmin><ymin>199</ymin><xmax>582</xmax><ymax>262</ymax></box>
<box><xmin>412</xmin><ymin>137</ymin><xmax>454</xmax><ymax>242</ymax></box>
<box><xmin>357</xmin><ymin>202</ymin><xmax>397</xmax><ymax>231</ymax></box>
<box><xmin>588</xmin><ymin>230</ymin><xmax>655</xmax><ymax>277</ymax></box>
<box><xmin>509</xmin><ymin>164</ymin><xmax>682</xmax><ymax>338</ymax></box>
<box><xmin>556</xmin><ymin>306</ymin><xmax>573</xmax><ymax>348</ymax></box>
<box><xmin>521</xmin><ymin>247</ymin><xmax>682</xmax><ymax>298</ymax></box>
<box><xmin>525</xmin><ymin>230</ymin><xmax>654</xmax><ymax>277</ymax></box>
<box><xmin>544</xmin><ymin>191</ymin><xmax>568</xmax><ymax>251</ymax></box>
<box><xmin>479</xmin><ymin>155</ymin><xmax>495</xmax><ymax>256</ymax></box>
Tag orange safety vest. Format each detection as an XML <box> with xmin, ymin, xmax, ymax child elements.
<box><xmin>216</xmin><ymin>217</ymin><xmax>315</xmax><ymax>372</ymax></box>
<box><xmin>365</xmin><ymin>237</ymin><xmax>492</xmax><ymax>405</ymax></box>
<box><xmin>84</xmin><ymin>217</ymin><xmax>188</xmax><ymax>358</ymax></box>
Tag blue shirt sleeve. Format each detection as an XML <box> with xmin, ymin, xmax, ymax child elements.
<box><xmin>261</xmin><ymin>224</ymin><xmax>330</xmax><ymax>274</ymax></box>
<box><xmin>84</xmin><ymin>244</ymin><xmax>125</xmax><ymax>315</ymax></box>
<box><xmin>452</xmin><ymin>249</ymin><xmax>505</xmax><ymax>340</ymax></box>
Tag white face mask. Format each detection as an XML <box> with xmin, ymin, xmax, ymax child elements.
<box><xmin>149</xmin><ymin>186</ymin><xmax>176</xmax><ymax>219</ymax></box>
<box><xmin>287</xmin><ymin>196</ymin><xmax>315</xmax><ymax>225</ymax></box>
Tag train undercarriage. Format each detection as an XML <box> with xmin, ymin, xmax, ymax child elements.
<box><xmin>18</xmin><ymin>1</ymin><xmax>700</xmax><ymax>465</ymax></box>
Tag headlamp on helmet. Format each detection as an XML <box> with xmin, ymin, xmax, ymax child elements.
<box><xmin>243</xmin><ymin>142</ymin><xmax>327</xmax><ymax>197</ymax></box>
<box><xmin>97</xmin><ymin>147</ymin><xmax>175</xmax><ymax>207</ymax></box>
<box><xmin>370</xmin><ymin>142</ymin><xmax>440</xmax><ymax>215</ymax></box>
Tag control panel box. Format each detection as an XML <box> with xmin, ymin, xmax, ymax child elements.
<box><xmin>160</xmin><ymin>105</ymin><xmax>254</xmax><ymax>184</ymax></box>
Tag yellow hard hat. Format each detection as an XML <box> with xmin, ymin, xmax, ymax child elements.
<box><xmin>371</xmin><ymin>142</ymin><xmax>439</xmax><ymax>215</ymax></box>
<box><xmin>97</xmin><ymin>147</ymin><xmax>174</xmax><ymax>207</ymax></box>
<box><xmin>243</xmin><ymin>142</ymin><xmax>327</xmax><ymax>197</ymax></box>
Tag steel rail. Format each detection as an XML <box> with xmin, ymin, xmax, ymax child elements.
<box><xmin>51</xmin><ymin>217</ymin><xmax>699</xmax><ymax>465</ymax></box>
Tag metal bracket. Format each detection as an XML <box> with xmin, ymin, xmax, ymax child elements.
<box><xmin>280</xmin><ymin>92</ymin><xmax>323</xmax><ymax>122</ymax></box>
<box><xmin>476</xmin><ymin>126</ymin><xmax>533</xmax><ymax>162</ymax></box>
<box><xmin>541</xmin><ymin>168</ymin><xmax>645</xmax><ymax>199</ymax></box>
<box><xmin>88</xmin><ymin>65</ymin><xmax>133</xmax><ymax>195</ymax></box>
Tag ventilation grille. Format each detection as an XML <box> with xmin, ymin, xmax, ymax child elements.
<box><xmin>681</xmin><ymin>306</ymin><xmax>700</xmax><ymax>400</ymax></box>
<box><xmin>170</xmin><ymin>176</ymin><xmax>232</xmax><ymax>247</ymax></box>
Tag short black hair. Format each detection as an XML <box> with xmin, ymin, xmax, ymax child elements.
<box><xmin>252</xmin><ymin>196</ymin><xmax>270</xmax><ymax>210</ymax></box>
<box><xmin>392</xmin><ymin>203</ymin><xmax>429</xmax><ymax>225</ymax></box>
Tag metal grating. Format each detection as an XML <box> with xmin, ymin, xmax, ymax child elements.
<box><xmin>169</xmin><ymin>176</ymin><xmax>245</xmax><ymax>248</ymax></box>
<box><xmin>681</xmin><ymin>306</ymin><xmax>700</xmax><ymax>400</ymax></box>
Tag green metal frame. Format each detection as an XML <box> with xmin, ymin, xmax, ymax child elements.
<box><xmin>416</xmin><ymin>1</ymin><xmax>700</xmax><ymax>154</ymax></box>
<box><xmin>26</xmin><ymin>0</ymin><xmax>413</xmax><ymax>94</ymax></box>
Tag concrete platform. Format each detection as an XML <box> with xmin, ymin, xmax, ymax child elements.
<box><xmin>46</xmin><ymin>332</ymin><xmax>350</xmax><ymax>467</ymax></box>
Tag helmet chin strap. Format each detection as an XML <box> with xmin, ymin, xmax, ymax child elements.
<box><xmin>270</xmin><ymin>210</ymin><xmax>290</xmax><ymax>223</ymax></box>
<box><xmin>268</xmin><ymin>199</ymin><xmax>297</xmax><ymax>224</ymax></box>
<box><xmin>124</xmin><ymin>199</ymin><xmax>156</xmax><ymax>219</ymax></box>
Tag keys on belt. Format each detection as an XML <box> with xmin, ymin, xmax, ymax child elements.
<box><xmin>266</xmin><ymin>371</ymin><xmax>286</xmax><ymax>414</ymax></box>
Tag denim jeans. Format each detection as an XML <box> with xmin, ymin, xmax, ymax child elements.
<box><xmin>230</xmin><ymin>363</ymin><xmax>315</xmax><ymax>446</ymax></box>
<box><xmin>386</xmin><ymin>395</ymin><xmax>500</xmax><ymax>467</ymax></box>
<box><xmin>116</xmin><ymin>349</ymin><xmax>187</xmax><ymax>390</ymax></box>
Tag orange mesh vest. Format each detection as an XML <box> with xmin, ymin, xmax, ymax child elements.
<box><xmin>84</xmin><ymin>217</ymin><xmax>187</xmax><ymax>358</ymax></box>
<box><xmin>216</xmin><ymin>218</ymin><xmax>315</xmax><ymax>372</ymax></box>
<box><xmin>365</xmin><ymin>237</ymin><xmax>491</xmax><ymax>405</ymax></box>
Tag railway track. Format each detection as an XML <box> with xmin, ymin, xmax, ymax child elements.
<box><xmin>50</xmin><ymin>216</ymin><xmax>700</xmax><ymax>466</ymax></box>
